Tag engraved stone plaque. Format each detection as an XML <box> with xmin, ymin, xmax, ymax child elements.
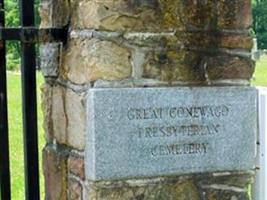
<box><xmin>85</xmin><ymin>87</ymin><xmax>258</xmax><ymax>181</ymax></box>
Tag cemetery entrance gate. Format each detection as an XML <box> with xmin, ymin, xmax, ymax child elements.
<box><xmin>0</xmin><ymin>0</ymin><xmax>67</xmax><ymax>199</ymax></box>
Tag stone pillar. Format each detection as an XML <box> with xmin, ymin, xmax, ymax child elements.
<box><xmin>40</xmin><ymin>0</ymin><xmax>255</xmax><ymax>200</ymax></box>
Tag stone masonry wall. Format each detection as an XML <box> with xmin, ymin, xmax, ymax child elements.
<box><xmin>40</xmin><ymin>0</ymin><xmax>255</xmax><ymax>199</ymax></box>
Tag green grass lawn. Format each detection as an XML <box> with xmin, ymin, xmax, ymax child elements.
<box><xmin>252</xmin><ymin>55</ymin><xmax>267</xmax><ymax>86</ymax></box>
<box><xmin>5</xmin><ymin>55</ymin><xmax>267</xmax><ymax>200</ymax></box>
<box><xmin>7</xmin><ymin>72</ymin><xmax>45</xmax><ymax>199</ymax></box>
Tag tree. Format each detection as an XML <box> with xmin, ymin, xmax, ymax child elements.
<box><xmin>5</xmin><ymin>0</ymin><xmax>20</xmax><ymax>70</ymax></box>
<box><xmin>5</xmin><ymin>0</ymin><xmax>40</xmax><ymax>70</ymax></box>
<box><xmin>252</xmin><ymin>0</ymin><xmax>267</xmax><ymax>49</ymax></box>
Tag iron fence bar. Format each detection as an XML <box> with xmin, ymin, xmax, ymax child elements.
<box><xmin>0</xmin><ymin>27</ymin><xmax>68</xmax><ymax>43</ymax></box>
<box><xmin>0</xmin><ymin>0</ymin><xmax>67</xmax><ymax>198</ymax></box>
<box><xmin>19</xmin><ymin>0</ymin><xmax>40</xmax><ymax>199</ymax></box>
<box><xmin>0</xmin><ymin>0</ymin><xmax>11</xmax><ymax>199</ymax></box>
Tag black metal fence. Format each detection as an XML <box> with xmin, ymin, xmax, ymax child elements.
<box><xmin>0</xmin><ymin>0</ymin><xmax>67</xmax><ymax>199</ymax></box>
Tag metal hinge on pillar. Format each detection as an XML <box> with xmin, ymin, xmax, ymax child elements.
<box><xmin>0</xmin><ymin>26</ymin><xmax>68</xmax><ymax>43</ymax></box>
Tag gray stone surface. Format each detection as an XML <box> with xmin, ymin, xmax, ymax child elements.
<box><xmin>85</xmin><ymin>87</ymin><xmax>258</xmax><ymax>181</ymax></box>
<box><xmin>40</xmin><ymin>43</ymin><xmax>61</xmax><ymax>77</ymax></box>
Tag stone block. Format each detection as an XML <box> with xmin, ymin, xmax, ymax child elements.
<box><xmin>186</xmin><ymin>33</ymin><xmax>253</xmax><ymax>50</ymax></box>
<box><xmin>68</xmin><ymin>155</ymin><xmax>85</xmax><ymax>180</ymax></box>
<box><xmin>68</xmin><ymin>178</ymin><xmax>83</xmax><ymax>200</ymax></box>
<box><xmin>70</xmin><ymin>0</ymin><xmax>252</xmax><ymax>31</ymax></box>
<box><xmin>217</xmin><ymin>0</ymin><xmax>252</xmax><ymax>29</ymax></box>
<box><xmin>71</xmin><ymin>0</ymin><xmax>184</xmax><ymax>31</ymax></box>
<box><xmin>39</xmin><ymin>0</ymin><xmax>70</xmax><ymax>28</ymax></box>
<box><xmin>180</xmin><ymin>0</ymin><xmax>216</xmax><ymax>30</ymax></box>
<box><xmin>143</xmin><ymin>50</ymin><xmax>205</xmax><ymax>82</ymax></box>
<box><xmin>86</xmin><ymin>87</ymin><xmax>257</xmax><ymax>181</ymax></box>
<box><xmin>62</xmin><ymin>38</ymin><xmax>132</xmax><ymax>84</ymax></box>
<box><xmin>181</xmin><ymin>0</ymin><xmax>252</xmax><ymax>30</ymax></box>
<box><xmin>40</xmin><ymin>43</ymin><xmax>61</xmax><ymax>77</ymax></box>
<box><xmin>39</xmin><ymin>0</ymin><xmax>52</xmax><ymax>27</ymax></box>
<box><xmin>205</xmin><ymin>55</ymin><xmax>255</xmax><ymax>81</ymax></box>
<box><xmin>86</xmin><ymin>178</ymin><xmax>200</xmax><ymax>200</ymax></box>
<box><xmin>197</xmin><ymin>172</ymin><xmax>254</xmax><ymax>188</ymax></box>
<box><xmin>203</xmin><ymin>190</ymin><xmax>250</xmax><ymax>200</ymax></box>
<box><xmin>41</xmin><ymin>83</ymin><xmax>54</xmax><ymax>142</ymax></box>
<box><xmin>43</xmin><ymin>146</ymin><xmax>68</xmax><ymax>200</ymax></box>
<box><xmin>51</xmin><ymin>85</ymin><xmax>86</xmax><ymax>150</ymax></box>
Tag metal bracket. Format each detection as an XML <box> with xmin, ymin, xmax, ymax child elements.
<box><xmin>0</xmin><ymin>26</ymin><xmax>68</xmax><ymax>43</ymax></box>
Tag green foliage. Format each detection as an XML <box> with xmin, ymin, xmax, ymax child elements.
<box><xmin>252</xmin><ymin>0</ymin><xmax>267</xmax><ymax>49</ymax></box>
<box><xmin>5</xmin><ymin>0</ymin><xmax>40</xmax><ymax>71</ymax></box>
<box><xmin>5</xmin><ymin>0</ymin><xmax>20</xmax><ymax>70</ymax></box>
<box><xmin>6</xmin><ymin>50</ymin><xmax>20</xmax><ymax>71</ymax></box>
